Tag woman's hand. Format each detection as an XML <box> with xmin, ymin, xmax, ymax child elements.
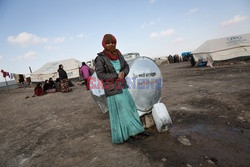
<box><xmin>118</xmin><ymin>72</ymin><xmax>124</xmax><ymax>79</ymax></box>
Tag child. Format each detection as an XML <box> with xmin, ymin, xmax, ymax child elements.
<box><xmin>34</xmin><ymin>83</ymin><xmax>45</xmax><ymax>96</ymax></box>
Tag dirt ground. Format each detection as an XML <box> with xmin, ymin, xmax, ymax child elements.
<box><xmin>0</xmin><ymin>61</ymin><xmax>249</xmax><ymax>167</ymax></box>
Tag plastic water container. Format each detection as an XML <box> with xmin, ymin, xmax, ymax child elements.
<box><xmin>152</xmin><ymin>103</ymin><xmax>172</xmax><ymax>132</ymax></box>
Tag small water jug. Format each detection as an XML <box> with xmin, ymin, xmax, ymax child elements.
<box><xmin>152</xmin><ymin>103</ymin><xmax>172</xmax><ymax>132</ymax></box>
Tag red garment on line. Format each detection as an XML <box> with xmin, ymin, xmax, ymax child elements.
<box><xmin>1</xmin><ymin>70</ymin><xmax>10</xmax><ymax>78</ymax></box>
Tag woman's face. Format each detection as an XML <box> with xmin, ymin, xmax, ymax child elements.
<box><xmin>106</xmin><ymin>43</ymin><xmax>116</xmax><ymax>52</ymax></box>
<box><xmin>104</xmin><ymin>35</ymin><xmax>116</xmax><ymax>51</ymax></box>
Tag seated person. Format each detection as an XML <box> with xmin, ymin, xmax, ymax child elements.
<box><xmin>34</xmin><ymin>83</ymin><xmax>45</xmax><ymax>96</ymax></box>
<box><xmin>55</xmin><ymin>78</ymin><xmax>61</xmax><ymax>92</ymax></box>
<box><xmin>68</xmin><ymin>80</ymin><xmax>74</xmax><ymax>87</ymax></box>
<box><xmin>43</xmin><ymin>79</ymin><xmax>56</xmax><ymax>93</ymax></box>
<box><xmin>49</xmin><ymin>77</ymin><xmax>55</xmax><ymax>88</ymax></box>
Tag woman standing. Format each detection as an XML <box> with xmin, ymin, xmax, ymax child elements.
<box><xmin>95</xmin><ymin>34</ymin><xmax>145</xmax><ymax>144</ymax></box>
<box><xmin>80</xmin><ymin>62</ymin><xmax>91</xmax><ymax>90</ymax></box>
<box><xmin>57</xmin><ymin>64</ymin><xmax>70</xmax><ymax>93</ymax></box>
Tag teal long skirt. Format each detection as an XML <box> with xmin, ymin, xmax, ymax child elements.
<box><xmin>107</xmin><ymin>88</ymin><xmax>145</xmax><ymax>143</ymax></box>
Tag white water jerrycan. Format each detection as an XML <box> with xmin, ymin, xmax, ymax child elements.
<box><xmin>152</xmin><ymin>103</ymin><xmax>172</xmax><ymax>132</ymax></box>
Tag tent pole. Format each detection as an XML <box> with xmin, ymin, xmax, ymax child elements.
<box><xmin>29</xmin><ymin>67</ymin><xmax>32</xmax><ymax>73</ymax></box>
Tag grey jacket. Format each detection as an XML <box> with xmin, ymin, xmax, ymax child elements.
<box><xmin>95</xmin><ymin>52</ymin><xmax>129</xmax><ymax>97</ymax></box>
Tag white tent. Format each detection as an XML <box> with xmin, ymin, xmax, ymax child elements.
<box><xmin>30</xmin><ymin>58</ymin><xmax>82</xmax><ymax>82</ymax></box>
<box><xmin>192</xmin><ymin>33</ymin><xmax>250</xmax><ymax>62</ymax></box>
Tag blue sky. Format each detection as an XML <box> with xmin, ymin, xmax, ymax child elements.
<box><xmin>0</xmin><ymin>0</ymin><xmax>250</xmax><ymax>82</ymax></box>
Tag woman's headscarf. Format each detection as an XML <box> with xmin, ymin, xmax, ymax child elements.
<box><xmin>102</xmin><ymin>34</ymin><xmax>121</xmax><ymax>60</ymax></box>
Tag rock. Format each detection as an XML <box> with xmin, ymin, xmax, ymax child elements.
<box><xmin>238</xmin><ymin>116</ymin><xmax>244</xmax><ymax>121</ymax></box>
<box><xmin>177</xmin><ymin>136</ymin><xmax>191</xmax><ymax>146</ymax></box>
<box><xmin>144</xmin><ymin>114</ymin><xmax>155</xmax><ymax>128</ymax></box>
<box><xmin>210</xmin><ymin>157</ymin><xmax>218</xmax><ymax>164</ymax></box>
<box><xmin>161</xmin><ymin>158</ymin><xmax>167</xmax><ymax>162</ymax></box>
<box><xmin>240</xmin><ymin>61</ymin><xmax>246</xmax><ymax>64</ymax></box>
<box><xmin>207</xmin><ymin>159</ymin><xmax>215</xmax><ymax>165</ymax></box>
<box><xmin>90</xmin><ymin>157</ymin><xmax>98</xmax><ymax>164</ymax></box>
<box><xmin>186</xmin><ymin>164</ymin><xmax>192</xmax><ymax>167</ymax></box>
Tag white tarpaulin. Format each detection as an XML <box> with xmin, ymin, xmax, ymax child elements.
<box><xmin>30</xmin><ymin>58</ymin><xmax>81</xmax><ymax>82</ymax></box>
<box><xmin>192</xmin><ymin>33</ymin><xmax>250</xmax><ymax>62</ymax></box>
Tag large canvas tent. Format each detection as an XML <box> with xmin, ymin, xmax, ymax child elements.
<box><xmin>192</xmin><ymin>33</ymin><xmax>250</xmax><ymax>62</ymax></box>
<box><xmin>30</xmin><ymin>58</ymin><xmax>82</xmax><ymax>82</ymax></box>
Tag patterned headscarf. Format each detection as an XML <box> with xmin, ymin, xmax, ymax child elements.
<box><xmin>102</xmin><ymin>34</ymin><xmax>121</xmax><ymax>60</ymax></box>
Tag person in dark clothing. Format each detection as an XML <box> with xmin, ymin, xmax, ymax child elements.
<box><xmin>57</xmin><ymin>64</ymin><xmax>70</xmax><ymax>92</ymax></box>
<box><xmin>48</xmin><ymin>77</ymin><xmax>55</xmax><ymax>88</ymax></box>
<box><xmin>43</xmin><ymin>80</ymin><xmax>50</xmax><ymax>92</ymax></box>
<box><xmin>190</xmin><ymin>54</ymin><xmax>196</xmax><ymax>67</ymax></box>
<box><xmin>43</xmin><ymin>79</ymin><xmax>56</xmax><ymax>93</ymax></box>
<box><xmin>58</xmin><ymin>64</ymin><xmax>68</xmax><ymax>80</ymax></box>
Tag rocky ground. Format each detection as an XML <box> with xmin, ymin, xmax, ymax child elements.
<box><xmin>0</xmin><ymin>61</ymin><xmax>249</xmax><ymax>167</ymax></box>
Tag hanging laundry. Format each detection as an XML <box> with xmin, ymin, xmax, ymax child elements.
<box><xmin>1</xmin><ymin>70</ymin><xmax>10</xmax><ymax>78</ymax></box>
<box><xmin>13</xmin><ymin>74</ymin><xmax>19</xmax><ymax>83</ymax></box>
<box><xmin>10</xmin><ymin>73</ymin><xmax>14</xmax><ymax>79</ymax></box>
<box><xmin>19</xmin><ymin>74</ymin><xmax>25</xmax><ymax>84</ymax></box>
<box><xmin>6</xmin><ymin>72</ymin><xmax>10</xmax><ymax>78</ymax></box>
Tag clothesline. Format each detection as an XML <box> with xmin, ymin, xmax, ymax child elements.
<box><xmin>1</xmin><ymin>69</ymin><xmax>26</xmax><ymax>83</ymax></box>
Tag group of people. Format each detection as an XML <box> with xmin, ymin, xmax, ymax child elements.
<box><xmin>34</xmin><ymin>64</ymin><xmax>74</xmax><ymax>96</ymax></box>
<box><xmin>34</xmin><ymin>77</ymin><xmax>61</xmax><ymax>96</ymax></box>
<box><xmin>34</xmin><ymin>61</ymin><xmax>92</xmax><ymax>96</ymax></box>
<box><xmin>168</xmin><ymin>54</ymin><xmax>181</xmax><ymax>63</ymax></box>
